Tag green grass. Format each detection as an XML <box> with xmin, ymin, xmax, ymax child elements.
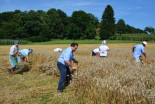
<box><xmin>29</xmin><ymin>39</ymin><xmax>155</xmax><ymax>45</ymax></box>
<box><xmin>0</xmin><ymin>39</ymin><xmax>31</xmax><ymax>45</ymax></box>
<box><xmin>115</xmin><ymin>33</ymin><xmax>155</xmax><ymax>37</ymax></box>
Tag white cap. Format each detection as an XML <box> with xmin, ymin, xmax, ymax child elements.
<box><xmin>102</xmin><ymin>40</ymin><xmax>106</xmax><ymax>45</ymax></box>
<box><xmin>142</xmin><ymin>41</ymin><xmax>147</xmax><ymax>46</ymax></box>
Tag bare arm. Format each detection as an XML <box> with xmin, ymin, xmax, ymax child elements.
<box><xmin>132</xmin><ymin>47</ymin><xmax>135</xmax><ymax>52</ymax></box>
<box><xmin>72</xmin><ymin>58</ymin><xmax>78</xmax><ymax>64</ymax></box>
<box><xmin>65</xmin><ymin>60</ymin><xmax>77</xmax><ymax>70</ymax></box>
<box><xmin>25</xmin><ymin>55</ymin><xmax>29</xmax><ymax>62</ymax></box>
<box><xmin>143</xmin><ymin>52</ymin><xmax>146</xmax><ymax>59</ymax></box>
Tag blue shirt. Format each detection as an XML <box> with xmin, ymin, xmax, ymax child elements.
<box><xmin>58</xmin><ymin>47</ymin><xmax>73</xmax><ymax>66</ymax></box>
<box><xmin>133</xmin><ymin>44</ymin><xmax>145</xmax><ymax>58</ymax></box>
<box><xmin>19</xmin><ymin>49</ymin><xmax>29</xmax><ymax>56</ymax></box>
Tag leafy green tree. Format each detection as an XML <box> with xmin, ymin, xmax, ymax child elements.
<box><xmin>66</xmin><ymin>23</ymin><xmax>83</xmax><ymax>39</ymax></box>
<box><xmin>47</xmin><ymin>8</ymin><xmax>64</xmax><ymax>39</ymax></box>
<box><xmin>116</xmin><ymin>19</ymin><xmax>126</xmax><ymax>35</ymax></box>
<box><xmin>0</xmin><ymin>11</ymin><xmax>14</xmax><ymax>27</ymax></box>
<box><xmin>37</xmin><ymin>10</ymin><xmax>51</xmax><ymax>41</ymax></box>
<box><xmin>144</xmin><ymin>26</ymin><xmax>155</xmax><ymax>34</ymax></box>
<box><xmin>100</xmin><ymin>5</ymin><xmax>115</xmax><ymax>40</ymax></box>
<box><xmin>16</xmin><ymin>10</ymin><xmax>42</xmax><ymax>39</ymax></box>
<box><xmin>57</xmin><ymin>9</ymin><xmax>68</xmax><ymax>26</ymax></box>
<box><xmin>85</xmin><ymin>23</ymin><xmax>96</xmax><ymax>39</ymax></box>
<box><xmin>0</xmin><ymin>10</ymin><xmax>21</xmax><ymax>39</ymax></box>
<box><xmin>88</xmin><ymin>13</ymin><xmax>99</xmax><ymax>27</ymax></box>
<box><xmin>70</xmin><ymin>10</ymin><xmax>98</xmax><ymax>39</ymax></box>
<box><xmin>126</xmin><ymin>24</ymin><xmax>146</xmax><ymax>34</ymax></box>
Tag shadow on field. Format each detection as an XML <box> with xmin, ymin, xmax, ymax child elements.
<box><xmin>16</xmin><ymin>62</ymin><xmax>32</xmax><ymax>75</ymax></box>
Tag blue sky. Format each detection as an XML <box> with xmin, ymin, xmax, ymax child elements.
<box><xmin>0</xmin><ymin>0</ymin><xmax>155</xmax><ymax>30</ymax></box>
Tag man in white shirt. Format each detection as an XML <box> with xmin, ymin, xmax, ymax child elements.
<box><xmin>8</xmin><ymin>40</ymin><xmax>19</xmax><ymax>74</ymax></box>
<box><xmin>99</xmin><ymin>40</ymin><xmax>110</xmax><ymax>57</ymax></box>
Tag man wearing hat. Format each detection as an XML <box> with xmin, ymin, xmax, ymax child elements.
<box><xmin>8</xmin><ymin>40</ymin><xmax>19</xmax><ymax>74</ymax></box>
<box><xmin>17</xmin><ymin>48</ymin><xmax>33</xmax><ymax>62</ymax></box>
<box><xmin>99</xmin><ymin>40</ymin><xmax>110</xmax><ymax>57</ymax></box>
<box><xmin>132</xmin><ymin>41</ymin><xmax>147</xmax><ymax>63</ymax></box>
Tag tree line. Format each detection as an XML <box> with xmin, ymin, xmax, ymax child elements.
<box><xmin>0</xmin><ymin>5</ymin><xmax>154</xmax><ymax>42</ymax></box>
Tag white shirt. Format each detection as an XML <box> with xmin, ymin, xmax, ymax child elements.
<box><xmin>99</xmin><ymin>45</ymin><xmax>109</xmax><ymax>56</ymax></box>
<box><xmin>93</xmin><ymin>48</ymin><xmax>100</xmax><ymax>53</ymax></box>
<box><xmin>54</xmin><ymin>48</ymin><xmax>62</xmax><ymax>52</ymax></box>
<box><xmin>9</xmin><ymin>45</ymin><xmax>19</xmax><ymax>55</ymax></box>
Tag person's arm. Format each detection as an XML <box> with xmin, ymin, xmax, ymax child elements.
<box><xmin>15</xmin><ymin>52</ymin><xmax>21</xmax><ymax>58</ymax></box>
<box><xmin>72</xmin><ymin>58</ymin><xmax>78</xmax><ymax>64</ymax></box>
<box><xmin>132</xmin><ymin>47</ymin><xmax>135</xmax><ymax>52</ymax></box>
<box><xmin>65</xmin><ymin>60</ymin><xmax>77</xmax><ymax>70</ymax></box>
<box><xmin>143</xmin><ymin>52</ymin><xmax>146</xmax><ymax>59</ymax></box>
<box><xmin>25</xmin><ymin>55</ymin><xmax>29</xmax><ymax>62</ymax></box>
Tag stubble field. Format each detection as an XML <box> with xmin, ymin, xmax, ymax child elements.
<box><xmin>0</xmin><ymin>43</ymin><xmax>155</xmax><ymax>104</ymax></box>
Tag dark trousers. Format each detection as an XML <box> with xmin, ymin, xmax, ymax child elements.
<box><xmin>57</xmin><ymin>62</ymin><xmax>71</xmax><ymax>90</ymax></box>
<box><xmin>92</xmin><ymin>51</ymin><xmax>96</xmax><ymax>56</ymax></box>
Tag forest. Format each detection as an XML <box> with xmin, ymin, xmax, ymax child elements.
<box><xmin>0</xmin><ymin>5</ymin><xmax>154</xmax><ymax>42</ymax></box>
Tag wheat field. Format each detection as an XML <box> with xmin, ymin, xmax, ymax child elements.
<box><xmin>0</xmin><ymin>43</ymin><xmax>155</xmax><ymax>104</ymax></box>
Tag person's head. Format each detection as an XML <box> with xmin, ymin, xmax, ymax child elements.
<box><xmin>70</xmin><ymin>42</ymin><xmax>78</xmax><ymax>52</ymax></box>
<box><xmin>102</xmin><ymin>40</ymin><xmax>106</xmax><ymax>45</ymax></box>
<box><xmin>14</xmin><ymin>40</ymin><xmax>19</xmax><ymax>46</ymax></box>
<box><xmin>28</xmin><ymin>48</ymin><xmax>33</xmax><ymax>54</ymax></box>
<box><xmin>142</xmin><ymin>41</ymin><xmax>147</xmax><ymax>47</ymax></box>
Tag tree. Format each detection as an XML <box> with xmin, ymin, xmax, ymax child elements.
<box><xmin>116</xmin><ymin>19</ymin><xmax>126</xmax><ymax>35</ymax></box>
<box><xmin>16</xmin><ymin>10</ymin><xmax>42</xmax><ymax>39</ymax></box>
<box><xmin>144</xmin><ymin>26</ymin><xmax>155</xmax><ymax>34</ymax></box>
<box><xmin>47</xmin><ymin>8</ymin><xmax>64</xmax><ymax>39</ymax></box>
<box><xmin>100</xmin><ymin>5</ymin><xmax>115</xmax><ymax>40</ymax></box>
<box><xmin>70</xmin><ymin>10</ymin><xmax>98</xmax><ymax>39</ymax></box>
<box><xmin>0</xmin><ymin>10</ymin><xmax>21</xmax><ymax>39</ymax></box>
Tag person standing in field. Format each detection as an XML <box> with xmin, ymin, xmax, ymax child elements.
<box><xmin>99</xmin><ymin>40</ymin><xmax>110</xmax><ymax>57</ymax></box>
<box><xmin>8</xmin><ymin>40</ymin><xmax>19</xmax><ymax>74</ymax></box>
<box><xmin>17</xmin><ymin>48</ymin><xmax>33</xmax><ymax>62</ymax></box>
<box><xmin>57</xmin><ymin>42</ymin><xmax>78</xmax><ymax>94</ymax></box>
<box><xmin>132</xmin><ymin>41</ymin><xmax>147</xmax><ymax>63</ymax></box>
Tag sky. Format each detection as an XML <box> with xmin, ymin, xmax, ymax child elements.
<box><xmin>0</xmin><ymin>0</ymin><xmax>155</xmax><ymax>30</ymax></box>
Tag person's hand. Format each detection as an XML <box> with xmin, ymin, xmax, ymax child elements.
<box><xmin>72</xmin><ymin>66</ymin><xmax>77</xmax><ymax>70</ymax></box>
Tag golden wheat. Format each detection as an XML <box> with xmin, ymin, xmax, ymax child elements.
<box><xmin>0</xmin><ymin>43</ymin><xmax>155</xmax><ymax>104</ymax></box>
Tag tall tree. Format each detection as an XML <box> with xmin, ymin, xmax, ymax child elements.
<box><xmin>47</xmin><ymin>8</ymin><xmax>64</xmax><ymax>39</ymax></box>
<box><xmin>70</xmin><ymin>10</ymin><xmax>98</xmax><ymax>39</ymax></box>
<box><xmin>116</xmin><ymin>19</ymin><xmax>126</xmax><ymax>35</ymax></box>
<box><xmin>17</xmin><ymin>10</ymin><xmax>42</xmax><ymax>39</ymax></box>
<box><xmin>0</xmin><ymin>11</ymin><xmax>21</xmax><ymax>39</ymax></box>
<box><xmin>100</xmin><ymin>5</ymin><xmax>115</xmax><ymax>39</ymax></box>
<box><xmin>71</xmin><ymin>10</ymin><xmax>89</xmax><ymax>39</ymax></box>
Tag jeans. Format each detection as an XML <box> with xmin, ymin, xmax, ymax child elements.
<box><xmin>57</xmin><ymin>62</ymin><xmax>71</xmax><ymax>90</ymax></box>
